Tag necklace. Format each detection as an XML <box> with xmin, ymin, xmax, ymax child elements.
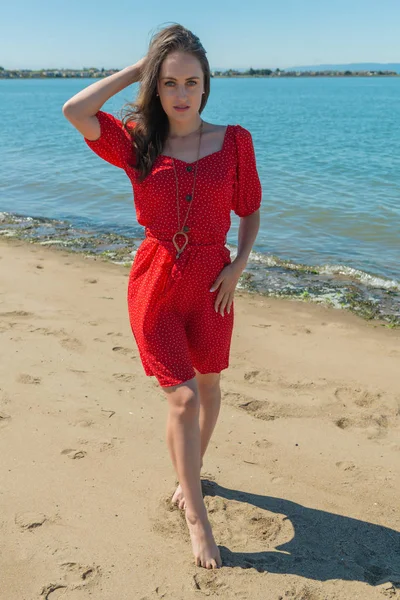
<box><xmin>170</xmin><ymin>120</ymin><xmax>203</xmax><ymax>259</ymax></box>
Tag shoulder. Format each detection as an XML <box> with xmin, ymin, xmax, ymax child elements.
<box><xmin>229</xmin><ymin>124</ymin><xmax>255</xmax><ymax>152</ymax></box>
<box><xmin>230</xmin><ymin>124</ymin><xmax>253</xmax><ymax>138</ymax></box>
<box><xmin>96</xmin><ymin>110</ymin><xmax>136</xmax><ymax>135</ymax></box>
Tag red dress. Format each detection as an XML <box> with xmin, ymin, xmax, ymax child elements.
<box><xmin>84</xmin><ymin>111</ymin><xmax>262</xmax><ymax>387</ymax></box>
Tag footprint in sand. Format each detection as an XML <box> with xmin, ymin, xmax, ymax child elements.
<box><xmin>0</xmin><ymin>310</ymin><xmax>34</xmax><ymax>318</ymax></box>
<box><xmin>99</xmin><ymin>439</ymin><xmax>121</xmax><ymax>452</ymax></box>
<box><xmin>254</xmin><ymin>438</ymin><xmax>273</xmax><ymax>449</ymax></box>
<box><xmin>334</xmin><ymin>413</ymin><xmax>390</xmax><ymax>439</ymax></box>
<box><xmin>41</xmin><ymin>562</ymin><xmax>101</xmax><ymax>598</ymax></box>
<box><xmin>244</xmin><ymin>369</ymin><xmax>272</xmax><ymax>385</ymax></box>
<box><xmin>59</xmin><ymin>561</ymin><xmax>101</xmax><ymax>587</ymax></box>
<box><xmin>24</xmin><ymin>326</ymin><xmax>85</xmax><ymax>353</ymax></box>
<box><xmin>17</xmin><ymin>373</ymin><xmax>41</xmax><ymax>384</ymax></box>
<box><xmin>0</xmin><ymin>412</ymin><xmax>11</xmax><ymax>428</ymax></box>
<box><xmin>335</xmin><ymin>460</ymin><xmax>357</xmax><ymax>472</ymax></box>
<box><xmin>59</xmin><ymin>336</ymin><xmax>84</xmax><ymax>353</ymax></box>
<box><xmin>76</xmin><ymin>437</ymin><xmax>123</xmax><ymax>453</ymax></box>
<box><xmin>278</xmin><ymin>376</ymin><xmax>328</xmax><ymax>392</ymax></box>
<box><xmin>15</xmin><ymin>511</ymin><xmax>49</xmax><ymax>531</ymax></box>
<box><xmin>334</xmin><ymin>386</ymin><xmax>382</xmax><ymax>407</ymax></box>
<box><xmin>69</xmin><ymin>418</ymin><xmax>95</xmax><ymax>428</ymax></box>
<box><xmin>334</xmin><ymin>417</ymin><xmax>353</xmax><ymax>430</ymax></box>
<box><xmin>60</xmin><ymin>449</ymin><xmax>87</xmax><ymax>459</ymax></box>
<box><xmin>226</xmin><ymin>388</ymin><xmax>334</xmax><ymax>421</ymax></box>
<box><xmin>40</xmin><ymin>583</ymin><xmax>67</xmax><ymax>599</ymax></box>
<box><xmin>84</xmin><ymin>278</ymin><xmax>97</xmax><ymax>284</ymax></box>
<box><xmin>113</xmin><ymin>372</ymin><xmax>136</xmax><ymax>382</ymax></box>
<box><xmin>112</xmin><ymin>346</ymin><xmax>136</xmax><ymax>358</ymax></box>
<box><xmin>279</xmin><ymin>584</ymin><xmax>323</xmax><ymax>599</ymax></box>
<box><xmin>224</xmin><ymin>392</ymin><xmax>277</xmax><ymax>421</ymax></box>
<box><xmin>236</xmin><ymin>399</ymin><xmax>277</xmax><ymax>421</ymax></box>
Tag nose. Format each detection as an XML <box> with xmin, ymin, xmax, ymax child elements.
<box><xmin>176</xmin><ymin>84</ymin><xmax>188</xmax><ymax>100</ymax></box>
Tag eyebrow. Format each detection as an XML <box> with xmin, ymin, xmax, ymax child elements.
<box><xmin>160</xmin><ymin>76</ymin><xmax>200</xmax><ymax>80</ymax></box>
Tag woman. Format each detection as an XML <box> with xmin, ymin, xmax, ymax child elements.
<box><xmin>62</xmin><ymin>23</ymin><xmax>261</xmax><ymax>570</ymax></box>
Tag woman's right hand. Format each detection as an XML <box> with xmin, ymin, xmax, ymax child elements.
<box><xmin>134</xmin><ymin>56</ymin><xmax>148</xmax><ymax>80</ymax></box>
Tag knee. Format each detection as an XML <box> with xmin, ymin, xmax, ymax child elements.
<box><xmin>197</xmin><ymin>373</ymin><xmax>221</xmax><ymax>397</ymax></box>
<box><xmin>165</xmin><ymin>386</ymin><xmax>199</xmax><ymax>419</ymax></box>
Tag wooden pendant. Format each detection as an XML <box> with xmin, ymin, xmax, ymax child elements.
<box><xmin>173</xmin><ymin>231</ymin><xmax>189</xmax><ymax>259</ymax></box>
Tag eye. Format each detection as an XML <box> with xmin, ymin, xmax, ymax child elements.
<box><xmin>163</xmin><ymin>80</ymin><xmax>198</xmax><ymax>86</ymax></box>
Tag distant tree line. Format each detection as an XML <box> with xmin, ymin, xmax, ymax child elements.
<box><xmin>213</xmin><ymin>67</ymin><xmax>398</xmax><ymax>77</ymax></box>
<box><xmin>0</xmin><ymin>66</ymin><xmax>398</xmax><ymax>79</ymax></box>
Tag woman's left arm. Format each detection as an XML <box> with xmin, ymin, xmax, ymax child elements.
<box><xmin>232</xmin><ymin>209</ymin><xmax>260</xmax><ymax>272</ymax></box>
<box><xmin>210</xmin><ymin>209</ymin><xmax>260</xmax><ymax>316</ymax></box>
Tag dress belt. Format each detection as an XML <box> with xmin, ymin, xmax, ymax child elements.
<box><xmin>144</xmin><ymin>227</ymin><xmax>226</xmax><ymax>246</ymax></box>
<box><xmin>142</xmin><ymin>228</ymin><xmax>227</xmax><ymax>295</ymax></box>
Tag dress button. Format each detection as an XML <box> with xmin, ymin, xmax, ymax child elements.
<box><xmin>186</xmin><ymin>194</ymin><xmax>192</xmax><ymax>201</ymax></box>
<box><xmin>183</xmin><ymin>226</ymin><xmax>190</xmax><ymax>232</ymax></box>
<box><xmin>186</xmin><ymin>165</ymin><xmax>193</xmax><ymax>172</ymax></box>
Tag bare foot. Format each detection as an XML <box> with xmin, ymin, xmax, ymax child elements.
<box><xmin>171</xmin><ymin>483</ymin><xmax>186</xmax><ymax>510</ymax></box>
<box><xmin>185</xmin><ymin>511</ymin><xmax>222</xmax><ymax>569</ymax></box>
<box><xmin>171</xmin><ymin>460</ymin><xmax>203</xmax><ymax>510</ymax></box>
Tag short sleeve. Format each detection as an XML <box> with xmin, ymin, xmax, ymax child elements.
<box><xmin>84</xmin><ymin>110</ymin><xmax>136</xmax><ymax>169</ymax></box>
<box><xmin>231</xmin><ymin>125</ymin><xmax>262</xmax><ymax>217</ymax></box>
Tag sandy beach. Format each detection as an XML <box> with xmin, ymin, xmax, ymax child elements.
<box><xmin>1</xmin><ymin>236</ymin><xmax>399</xmax><ymax>600</ymax></box>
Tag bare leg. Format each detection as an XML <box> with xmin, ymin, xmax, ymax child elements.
<box><xmin>163</xmin><ymin>376</ymin><xmax>222</xmax><ymax>569</ymax></box>
<box><xmin>171</xmin><ymin>372</ymin><xmax>221</xmax><ymax>510</ymax></box>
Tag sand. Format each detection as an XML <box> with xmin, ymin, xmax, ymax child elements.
<box><xmin>0</xmin><ymin>237</ymin><xmax>399</xmax><ymax>600</ymax></box>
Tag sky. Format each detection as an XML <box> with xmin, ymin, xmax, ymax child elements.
<box><xmin>2</xmin><ymin>0</ymin><xmax>400</xmax><ymax>70</ymax></box>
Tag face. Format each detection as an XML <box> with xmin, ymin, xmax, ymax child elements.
<box><xmin>157</xmin><ymin>51</ymin><xmax>204</xmax><ymax>120</ymax></box>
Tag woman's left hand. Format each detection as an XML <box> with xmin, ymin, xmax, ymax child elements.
<box><xmin>210</xmin><ymin>260</ymin><xmax>244</xmax><ymax>316</ymax></box>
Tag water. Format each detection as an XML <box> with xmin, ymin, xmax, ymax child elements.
<box><xmin>1</xmin><ymin>77</ymin><xmax>399</xmax><ymax>324</ymax></box>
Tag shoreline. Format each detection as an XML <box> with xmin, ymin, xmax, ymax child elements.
<box><xmin>1</xmin><ymin>211</ymin><xmax>399</xmax><ymax>328</ymax></box>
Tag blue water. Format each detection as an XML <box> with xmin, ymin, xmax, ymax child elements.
<box><xmin>1</xmin><ymin>76</ymin><xmax>399</xmax><ymax>322</ymax></box>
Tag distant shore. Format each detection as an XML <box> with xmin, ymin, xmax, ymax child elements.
<box><xmin>1</xmin><ymin>68</ymin><xmax>398</xmax><ymax>79</ymax></box>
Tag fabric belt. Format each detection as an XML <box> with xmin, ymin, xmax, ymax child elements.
<box><xmin>143</xmin><ymin>228</ymin><xmax>227</xmax><ymax>295</ymax></box>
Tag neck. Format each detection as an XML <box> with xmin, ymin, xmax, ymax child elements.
<box><xmin>168</xmin><ymin>114</ymin><xmax>203</xmax><ymax>138</ymax></box>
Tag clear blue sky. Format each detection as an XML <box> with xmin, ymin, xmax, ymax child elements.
<box><xmin>2</xmin><ymin>0</ymin><xmax>399</xmax><ymax>70</ymax></box>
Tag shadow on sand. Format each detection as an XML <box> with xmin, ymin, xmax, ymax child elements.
<box><xmin>201</xmin><ymin>479</ymin><xmax>400</xmax><ymax>586</ymax></box>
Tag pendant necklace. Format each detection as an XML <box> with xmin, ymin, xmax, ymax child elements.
<box><xmin>170</xmin><ymin>120</ymin><xmax>203</xmax><ymax>259</ymax></box>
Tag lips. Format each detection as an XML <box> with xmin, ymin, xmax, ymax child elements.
<box><xmin>174</xmin><ymin>106</ymin><xmax>189</xmax><ymax>109</ymax></box>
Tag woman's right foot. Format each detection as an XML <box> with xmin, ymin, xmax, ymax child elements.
<box><xmin>171</xmin><ymin>459</ymin><xmax>203</xmax><ymax>510</ymax></box>
<box><xmin>185</xmin><ymin>511</ymin><xmax>222</xmax><ymax>569</ymax></box>
<box><xmin>171</xmin><ymin>483</ymin><xmax>186</xmax><ymax>510</ymax></box>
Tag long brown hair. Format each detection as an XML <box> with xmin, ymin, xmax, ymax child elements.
<box><xmin>120</xmin><ymin>24</ymin><xmax>211</xmax><ymax>182</ymax></box>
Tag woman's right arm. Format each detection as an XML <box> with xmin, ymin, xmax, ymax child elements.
<box><xmin>62</xmin><ymin>58</ymin><xmax>145</xmax><ymax>140</ymax></box>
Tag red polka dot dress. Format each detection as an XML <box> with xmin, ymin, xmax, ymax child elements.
<box><xmin>84</xmin><ymin>111</ymin><xmax>262</xmax><ymax>387</ymax></box>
